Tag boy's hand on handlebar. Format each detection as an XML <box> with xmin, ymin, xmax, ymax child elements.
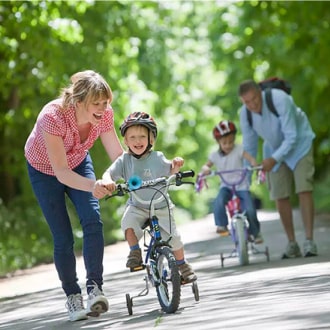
<box><xmin>102</xmin><ymin>178</ymin><xmax>117</xmax><ymax>195</ymax></box>
<box><xmin>93</xmin><ymin>179</ymin><xmax>116</xmax><ymax>199</ymax></box>
<box><xmin>171</xmin><ymin>157</ymin><xmax>184</xmax><ymax>174</ymax></box>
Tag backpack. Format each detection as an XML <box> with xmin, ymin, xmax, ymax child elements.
<box><xmin>246</xmin><ymin>77</ymin><xmax>292</xmax><ymax>127</ymax></box>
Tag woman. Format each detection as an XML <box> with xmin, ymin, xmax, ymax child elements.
<box><xmin>24</xmin><ymin>70</ymin><xmax>123</xmax><ymax>321</ymax></box>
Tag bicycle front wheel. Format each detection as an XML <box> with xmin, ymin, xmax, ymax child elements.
<box><xmin>155</xmin><ymin>246</ymin><xmax>181</xmax><ymax>313</ymax></box>
<box><xmin>234</xmin><ymin>215</ymin><xmax>249</xmax><ymax>266</ymax></box>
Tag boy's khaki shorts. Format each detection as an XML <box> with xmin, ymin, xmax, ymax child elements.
<box><xmin>121</xmin><ymin>204</ymin><xmax>184</xmax><ymax>251</ymax></box>
<box><xmin>267</xmin><ymin>147</ymin><xmax>314</xmax><ymax>200</ymax></box>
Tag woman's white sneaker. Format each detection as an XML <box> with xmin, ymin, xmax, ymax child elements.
<box><xmin>65</xmin><ymin>293</ymin><xmax>88</xmax><ymax>322</ymax></box>
<box><xmin>86</xmin><ymin>281</ymin><xmax>109</xmax><ymax>317</ymax></box>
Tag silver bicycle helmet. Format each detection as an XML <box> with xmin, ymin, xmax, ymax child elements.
<box><xmin>120</xmin><ymin>112</ymin><xmax>157</xmax><ymax>138</ymax></box>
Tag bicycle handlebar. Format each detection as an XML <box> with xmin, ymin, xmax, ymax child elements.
<box><xmin>106</xmin><ymin>170</ymin><xmax>195</xmax><ymax>199</ymax></box>
<box><xmin>209</xmin><ymin>165</ymin><xmax>262</xmax><ymax>176</ymax></box>
<box><xmin>195</xmin><ymin>166</ymin><xmax>264</xmax><ymax>193</ymax></box>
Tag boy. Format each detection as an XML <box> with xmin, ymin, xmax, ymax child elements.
<box><xmin>102</xmin><ymin>112</ymin><xmax>197</xmax><ymax>283</ymax></box>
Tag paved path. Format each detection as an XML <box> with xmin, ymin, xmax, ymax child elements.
<box><xmin>1</xmin><ymin>210</ymin><xmax>330</xmax><ymax>330</ymax></box>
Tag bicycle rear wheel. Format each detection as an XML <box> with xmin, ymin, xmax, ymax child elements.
<box><xmin>234</xmin><ymin>215</ymin><xmax>249</xmax><ymax>266</ymax></box>
<box><xmin>155</xmin><ymin>246</ymin><xmax>181</xmax><ymax>313</ymax></box>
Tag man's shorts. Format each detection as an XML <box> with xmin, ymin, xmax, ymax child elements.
<box><xmin>267</xmin><ymin>147</ymin><xmax>315</xmax><ymax>200</ymax></box>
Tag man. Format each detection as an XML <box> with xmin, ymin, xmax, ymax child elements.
<box><xmin>238</xmin><ymin>79</ymin><xmax>317</xmax><ymax>258</ymax></box>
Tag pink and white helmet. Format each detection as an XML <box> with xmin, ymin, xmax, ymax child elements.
<box><xmin>213</xmin><ymin>120</ymin><xmax>237</xmax><ymax>139</ymax></box>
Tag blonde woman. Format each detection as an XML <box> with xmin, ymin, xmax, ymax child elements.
<box><xmin>25</xmin><ymin>70</ymin><xmax>123</xmax><ymax>321</ymax></box>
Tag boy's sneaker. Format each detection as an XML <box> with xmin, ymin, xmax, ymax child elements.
<box><xmin>65</xmin><ymin>293</ymin><xmax>88</xmax><ymax>322</ymax></box>
<box><xmin>254</xmin><ymin>232</ymin><xmax>264</xmax><ymax>244</ymax></box>
<box><xmin>179</xmin><ymin>263</ymin><xmax>197</xmax><ymax>283</ymax></box>
<box><xmin>303</xmin><ymin>239</ymin><xmax>318</xmax><ymax>257</ymax></box>
<box><xmin>282</xmin><ymin>241</ymin><xmax>302</xmax><ymax>259</ymax></box>
<box><xmin>216</xmin><ymin>226</ymin><xmax>229</xmax><ymax>236</ymax></box>
<box><xmin>126</xmin><ymin>248</ymin><xmax>143</xmax><ymax>268</ymax></box>
<box><xmin>86</xmin><ymin>281</ymin><xmax>109</xmax><ymax>317</ymax></box>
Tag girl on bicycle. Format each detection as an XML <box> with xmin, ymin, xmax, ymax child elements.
<box><xmin>199</xmin><ymin>120</ymin><xmax>263</xmax><ymax>243</ymax></box>
<box><xmin>102</xmin><ymin>112</ymin><xmax>197</xmax><ymax>283</ymax></box>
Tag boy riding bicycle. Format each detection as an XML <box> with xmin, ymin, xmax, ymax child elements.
<box><xmin>102</xmin><ymin>112</ymin><xmax>197</xmax><ymax>283</ymax></box>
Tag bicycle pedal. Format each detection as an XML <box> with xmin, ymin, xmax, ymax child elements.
<box><xmin>218</xmin><ymin>231</ymin><xmax>230</xmax><ymax>237</ymax></box>
<box><xmin>129</xmin><ymin>264</ymin><xmax>146</xmax><ymax>272</ymax></box>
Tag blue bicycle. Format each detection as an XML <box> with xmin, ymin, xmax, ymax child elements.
<box><xmin>108</xmin><ymin>170</ymin><xmax>199</xmax><ymax>315</ymax></box>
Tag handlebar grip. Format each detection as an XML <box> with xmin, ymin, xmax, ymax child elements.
<box><xmin>178</xmin><ymin>170</ymin><xmax>195</xmax><ymax>178</ymax></box>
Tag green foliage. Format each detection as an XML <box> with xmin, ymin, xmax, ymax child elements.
<box><xmin>0</xmin><ymin>194</ymin><xmax>122</xmax><ymax>277</ymax></box>
<box><xmin>0</xmin><ymin>197</ymin><xmax>52</xmax><ymax>276</ymax></box>
<box><xmin>0</xmin><ymin>1</ymin><xmax>329</xmax><ymax>275</ymax></box>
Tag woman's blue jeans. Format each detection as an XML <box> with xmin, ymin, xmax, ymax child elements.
<box><xmin>213</xmin><ymin>187</ymin><xmax>260</xmax><ymax>237</ymax></box>
<box><xmin>27</xmin><ymin>154</ymin><xmax>104</xmax><ymax>296</ymax></box>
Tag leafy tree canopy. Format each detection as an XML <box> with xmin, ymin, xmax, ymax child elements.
<box><xmin>0</xmin><ymin>0</ymin><xmax>329</xmax><ymax>275</ymax></box>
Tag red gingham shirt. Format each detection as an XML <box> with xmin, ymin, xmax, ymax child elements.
<box><xmin>25</xmin><ymin>98</ymin><xmax>114</xmax><ymax>176</ymax></box>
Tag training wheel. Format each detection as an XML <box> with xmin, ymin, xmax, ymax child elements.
<box><xmin>265</xmin><ymin>246</ymin><xmax>270</xmax><ymax>262</ymax></box>
<box><xmin>126</xmin><ymin>293</ymin><xmax>133</xmax><ymax>315</ymax></box>
<box><xmin>192</xmin><ymin>281</ymin><xmax>200</xmax><ymax>302</ymax></box>
<box><xmin>220</xmin><ymin>252</ymin><xmax>225</xmax><ymax>268</ymax></box>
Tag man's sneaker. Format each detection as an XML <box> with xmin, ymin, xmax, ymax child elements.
<box><xmin>126</xmin><ymin>248</ymin><xmax>143</xmax><ymax>268</ymax></box>
<box><xmin>216</xmin><ymin>226</ymin><xmax>230</xmax><ymax>236</ymax></box>
<box><xmin>86</xmin><ymin>281</ymin><xmax>109</xmax><ymax>317</ymax></box>
<box><xmin>65</xmin><ymin>293</ymin><xmax>88</xmax><ymax>322</ymax></box>
<box><xmin>179</xmin><ymin>263</ymin><xmax>197</xmax><ymax>283</ymax></box>
<box><xmin>254</xmin><ymin>232</ymin><xmax>264</xmax><ymax>244</ymax></box>
<box><xmin>282</xmin><ymin>241</ymin><xmax>302</xmax><ymax>259</ymax></box>
<box><xmin>303</xmin><ymin>239</ymin><xmax>318</xmax><ymax>257</ymax></box>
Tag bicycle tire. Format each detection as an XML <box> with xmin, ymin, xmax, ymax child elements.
<box><xmin>234</xmin><ymin>215</ymin><xmax>249</xmax><ymax>266</ymax></box>
<box><xmin>126</xmin><ymin>293</ymin><xmax>133</xmax><ymax>315</ymax></box>
<box><xmin>192</xmin><ymin>281</ymin><xmax>200</xmax><ymax>302</ymax></box>
<box><xmin>155</xmin><ymin>246</ymin><xmax>181</xmax><ymax>313</ymax></box>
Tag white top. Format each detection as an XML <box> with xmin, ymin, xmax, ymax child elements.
<box><xmin>208</xmin><ymin>144</ymin><xmax>250</xmax><ymax>191</ymax></box>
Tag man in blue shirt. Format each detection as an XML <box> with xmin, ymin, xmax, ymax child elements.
<box><xmin>238</xmin><ymin>79</ymin><xmax>317</xmax><ymax>258</ymax></box>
